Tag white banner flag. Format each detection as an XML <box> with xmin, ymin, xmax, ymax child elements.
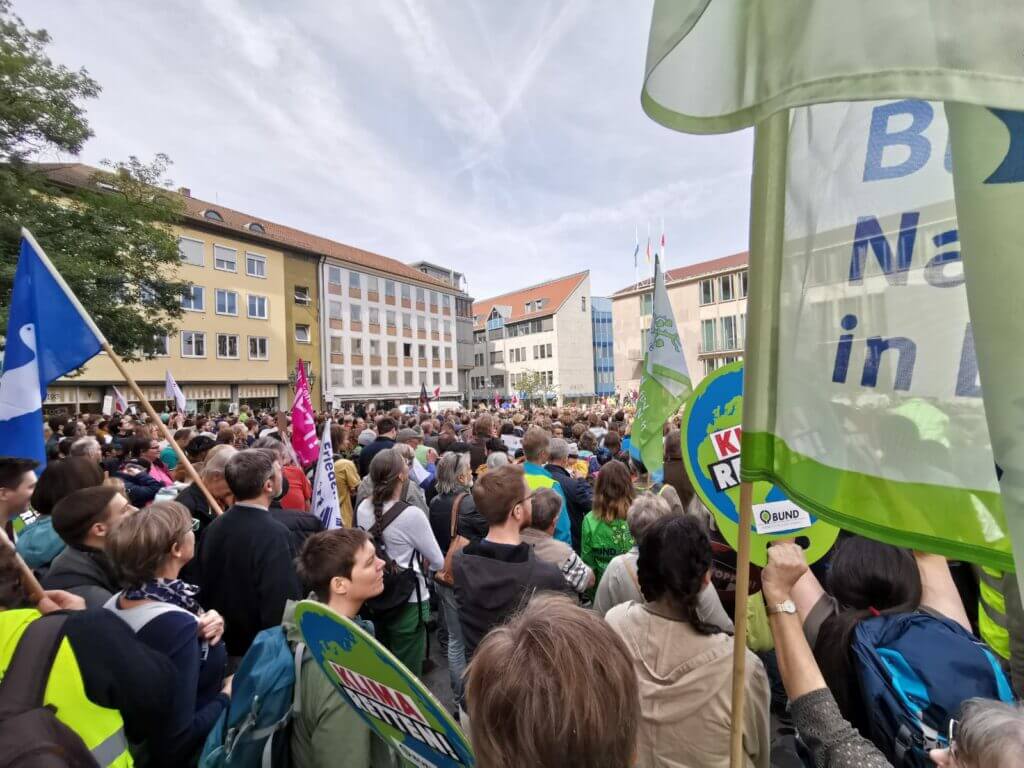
<box><xmin>311</xmin><ymin>420</ymin><xmax>341</xmax><ymax>529</ymax></box>
<box><xmin>164</xmin><ymin>370</ymin><xmax>186</xmax><ymax>413</ymax></box>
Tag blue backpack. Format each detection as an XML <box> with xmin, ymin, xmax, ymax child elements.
<box><xmin>199</xmin><ymin>627</ymin><xmax>304</xmax><ymax>768</ymax></box>
<box><xmin>851</xmin><ymin>612</ymin><xmax>1014</xmax><ymax>767</ymax></box>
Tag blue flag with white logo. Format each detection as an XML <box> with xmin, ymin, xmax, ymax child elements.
<box><xmin>0</xmin><ymin>233</ymin><xmax>104</xmax><ymax>465</ymax></box>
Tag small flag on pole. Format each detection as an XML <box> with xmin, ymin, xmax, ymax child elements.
<box><xmin>645</xmin><ymin>223</ymin><xmax>652</xmax><ymax>265</ymax></box>
<box><xmin>0</xmin><ymin>232</ymin><xmax>104</xmax><ymax>465</ymax></box>
<box><xmin>633</xmin><ymin>226</ymin><xmax>640</xmax><ymax>269</ymax></box>
<box><xmin>112</xmin><ymin>385</ymin><xmax>129</xmax><ymax>414</ymax></box>
<box><xmin>432</xmin><ymin>385</ymin><xmax>441</xmax><ymax>399</ymax></box>
<box><xmin>290</xmin><ymin>360</ymin><xmax>318</xmax><ymax>466</ymax></box>
<box><xmin>311</xmin><ymin>419</ymin><xmax>340</xmax><ymax>529</ymax></box>
<box><xmin>164</xmin><ymin>370</ymin><xmax>186</xmax><ymax>414</ymax></box>
<box><xmin>420</xmin><ymin>382</ymin><xmax>432</xmax><ymax>413</ymax></box>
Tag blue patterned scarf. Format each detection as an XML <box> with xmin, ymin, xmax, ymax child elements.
<box><xmin>123</xmin><ymin>578</ymin><xmax>202</xmax><ymax>615</ymax></box>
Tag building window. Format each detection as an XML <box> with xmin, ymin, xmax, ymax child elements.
<box><xmin>430</xmin><ymin>291</ymin><xmax>438</xmax><ymax>309</ymax></box>
<box><xmin>181</xmin><ymin>285</ymin><xmax>204</xmax><ymax>311</ymax></box>
<box><xmin>404</xmin><ymin>371</ymin><xmax>414</xmax><ymax>386</ymax></box>
<box><xmin>701</xmin><ymin>318</ymin><xmax>717</xmax><ymax>352</ymax></box>
<box><xmin>388</xmin><ymin>370</ymin><xmax>398</xmax><ymax>386</ymax></box>
<box><xmin>417</xmin><ymin>315</ymin><xmax>426</xmax><ymax>332</ymax></box>
<box><xmin>328</xmin><ymin>266</ymin><xmax>342</xmax><ymax>285</ymax></box>
<box><xmin>739</xmin><ymin>270</ymin><xmax>749</xmax><ymax>298</ymax></box>
<box><xmin>385</xmin><ymin>280</ymin><xmax>396</xmax><ymax>297</ymax></box>
<box><xmin>215</xmin><ymin>289</ymin><xmax>237</xmax><ymax>316</ymax></box>
<box><xmin>181</xmin><ymin>331</ymin><xmax>206</xmax><ymax>358</ymax></box>
<box><xmin>430</xmin><ymin>317</ymin><xmax>439</xmax><ymax>333</ymax></box>
<box><xmin>641</xmin><ymin>292</ymin><xmax>654</xmax><ymax>315</ymax></box>
<box><xmin>416</xmin><ymin>287</ymin><xmax>425</xmax><ymax>302</ymax></box>
<box><xmin>214</xmin><ymin>245</ymin><xmax>237</xmax><ymax>272</ymax></box>
<box><xmin>721</xmin><ymin>316</ymin><xmax>737</xmax><ymax>350</ymax></box>
<box><xmin>418</xmin><ymin>344</ymin><xmax>426</xmax><ymax>359</ymax></box>
<box><xmin>295</xmin><ymin>324</ymin><xmax>311</xmax><ymax>343</ymax></box>
<box><xmin>444</xmin><ymin>347</ymin><xmax>452</xmax><ymax>361</ymax></box>
<box><xmin>247</xmin><ymin>253</ymin><xmax>267</xmax><ymax>278</ymax></box>
<box><xmin>294</xmin><ymin>286</ymin><xmax>311</xmax><ymax>305</ymax></box>
<box><xmin>403</xmin><ymin>343</ymin><xmax>413</xmax><ymax>358</ymax></box>
<box><xmin>248</xmin><ymin>336</ymin><xmax>269</xmax><ymax>360</ymax></box>
<box><xmin>369</xmin><ymin>339</ymin><xmax>380</xmax><ymax>356</ymax></box>
<box><xmin>432</xmin><ymin>346</ymin><xmax>440</xmax><ymax>360</ymax></box>
<box><xmin>739</xmin><ymin>313</ymin><xmax>747</xmax><ymax>346</ymax></box>
<box><xmin>369</xmin><ymin>307</ymin><xmax>380</xmax><ymax>325</ymax></box>
<box><xmin>367</xmin><ymin>275</ymin><xmax>379</xmax><ymax>293</ymax></box>
<box><xmin>719</xmin><ymin>274</ymin><xmax>734</xmax><ymax>302</ymax></box>
<box><xmin>581</xmin><ymin>296</ymin><xmax>587</xmax><ymax>312</ymax></box>
<box><xmin>247</xmin><ymin>295</ymin><xmax>268</xmax><ymax>319</ymax></box>
<box><xmin>331</xmin><ymin>369</ymin><xmax>345</xmax><ymax>388</ymax></box>
<box><xmin>387</xmin><ymin>341</ymin><xmax>397</xmax><ymax>356</ymax></box>
<box><xmin>443</xmin><ymin>320</ymin><xmax>451</xmax><ymax>335</ymax></box>
<box><xmin>178</xmin><ymin>237</ymin><xmax>204</xmax><ymax>266</ymax></box>
<box><xmin>351</xmin><ymin>338</ymin><xmax>363</xmax><ymax>356</ymax></box>
<box><xmin>353</xmin><ymin>369</ymin><xmax>364</xmax><ymax>386</ymax></box>
<box><xmin>349</xmin><ymin>270</ymin><xmax>361</xmax><ymax>289</ymax></box>
<box><xmin>402</xmin><ymin>313</ymin><xmax>412</xmax><ymax>330</ymax></box>
<box><xmin>401</xmin><ymin>283</ymin><xmax>411</xmax><ymax>300</ymax></box>
<box><xmin>703</xmin><ymin>358</ymin><xmax>717</xmax><ymax>376</ymax></box>
<box><xmin>330</xmin><ymin>336</ymin><xmax>343</xmax><ymax>354</ymax></box>
<box><xmin>386</xmin><ymin>310</ymin><xmax>396</xmax><ymax>327</ymax></box>
<box><xmin>371</xmin><ymin>370</ymin><xmax>381</xmax><ymax>386</ymax></box>
<box><xmin>328</xmin><ymin>300</ymin><xmax>343</xmax><ymax>320</ymax></box>
<box><xmin>216</xmin><ymin>333</ymin><xmax>239</xmax><ymax>359</ymax></box>
<box><xmin>202</xmin><ymin>209</ymin><xmax>224</xmax><ymax>221</ymax></box>
<box><xmin>474</xmin><ymin>352</ymin><xmax>483</xmax><ymax>367</ymax></box>
<box><xmin>432</xmin><ymin>372</ymin><xmax>441</xmax><ymax>386</ymax></box>
<box><xmin>445</xmin><ymin>372</ymin><xmax>453</xmax><ymax>386</ymax></box>
<box><xmin>350</xmin><ymin>304</ymin><xmax>361</xmax><ymax>323</ymax></box>
<box><xmin>247</xmin><ymin>222</ymin><xmax>265</xmax><ymax>234</ymax></box>
<box><xmin>491</xmin><ymin>375</ymin><xmax>505</xmax><ymax>388</ymax></box>
<box><xmin>153</xmin><ymin>334</ymin><xmax>170</xmax><ymax>356</ymax></box>
<box><xmin>533</xmin><ymin>343</ymin><xmax>552</xmax><ymax>359</ymax></box>
<box><xmin>700</xmin><ymin>279</ymin><xmax>715</xmax><ymax>305</ymax></box>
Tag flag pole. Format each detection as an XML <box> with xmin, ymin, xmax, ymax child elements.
<box><xmin>18</xmin><ymin>228</ymin><xmax>222</xmax><ymax>516</ymax></box>
<box><xmin>104</xmin><ymin>347</ymin><xmax>223</xmax><ymax>517</ymax></box>
<box><xmin>729</xmin><ymin>107</ymin><xmax>789</xmax><ymax>768</ymax></box>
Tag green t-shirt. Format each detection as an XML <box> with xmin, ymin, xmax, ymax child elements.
<box><xmin>581</xmin><ymin>512</ymin><xmax>634</xmax><ymax>590</ymax></box>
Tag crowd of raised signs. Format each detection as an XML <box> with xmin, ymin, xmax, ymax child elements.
<box><xmin>0</xmin><ymin>401</ymin><xmax>1022</xmax><ymax>767</ymax></box>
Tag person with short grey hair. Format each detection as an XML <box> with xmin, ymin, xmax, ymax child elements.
<box><xmin>593</xmin><ymin>499</ymin><xmax>732</xmax><ymax>629</ymax></box>
<box><xmin>485</xmin><ymin>451</ymin><xmax>510</xmax><ymax>470</ymax></box>
<box><xmin>544</xmin><ymin>437</ymin><xmax>593</xmax><ymax>552</ymax></box>
<box><xmin>69</xmin><ymin>436</ymin><xmax>102</xmax><ymax>462</ymax></box>
<box><xmin>521</xmin><ymin>488</ymin><xmax>594</xmax><ymax>596</ymax></box>
<box><xmin>928</xmin><ymin>698</ymin><xmax>1024</xmax><ymax>768</ymax></box>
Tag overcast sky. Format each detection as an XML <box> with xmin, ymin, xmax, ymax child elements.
<box><xmin>17</xmin><ymin>0</ymin><xmax>752</xmax><ymax>299</ymax></box>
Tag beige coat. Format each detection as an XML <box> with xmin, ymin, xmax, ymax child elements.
<box><xmin>605</xmin><ymin>601</ymin><xmax>770</xmax><ymax>768</ymax></box>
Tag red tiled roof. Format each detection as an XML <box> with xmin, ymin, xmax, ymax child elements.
<box><xmin>472</xmin><ymin>271</ymin><xmax>588</xmax><ymax>330</ymax></box>
<box><xmin>613</xmin><ymin>251</ymin><xmax>749</xmax><ymax>296</ymax></box>
<box><xmin>34</xmin><ymin>163</ymin><xmax>452</xmax><ymax>290</ymax></box>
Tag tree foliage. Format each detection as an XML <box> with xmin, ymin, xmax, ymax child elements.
<box><xmin>515</xmin><ymin>369</ymin><xmax>557</xmax><ymax>405</ymax></box>
<box><xmin>0</xmin><ymin>1</ymin><xmax>185</xmax><ymax>361</ymax></box>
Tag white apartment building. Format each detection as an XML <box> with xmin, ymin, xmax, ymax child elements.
<box><xmin>470</xmin><ymin>272</ymin><xmax>596</xmax><ymax>404</ymax></box>
<box><xmin>321</xmin><ymin>260</ymin><xmax>462</xmax><ymax>407</ymax></box>
<box><xmin>612</xmin><ymin>252</ymin><xmax>749</xmax><ymax>393</ymax></box>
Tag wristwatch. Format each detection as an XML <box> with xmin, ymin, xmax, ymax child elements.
<box><xmin>765</xmin><ymin>599</ymin><xmax>797</xmax><ymax>616</ymax></box>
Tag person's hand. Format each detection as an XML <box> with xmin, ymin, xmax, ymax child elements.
<box><xmin>38</xmin><ymin>590</ymin><xmax>86</xmax><ymax>614</ymax></box>
<box><xmin>121</xmin><ymin>464</ymin><xmax>143</xmax><ymax>476</ymax></box>
<box><xmin>221</xmin><ymin>674</ymin><xmax>233</xmax><ymax>698</ymax></box>
<box><xmin>761</xmin><ymin>541</ymin><xmax>809</xmax><ymax>605</ymax></box>
<box><xmin>198</xmin><ymin>610</ymin><xmax>225</xmax><ymax>645</ymax></box>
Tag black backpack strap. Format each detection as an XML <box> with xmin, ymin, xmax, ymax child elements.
<box><xmin>372</xmin><ymin>501</ymin><xmax>410</xmax><ymax>537</ymax></box>
<box><xmin>0</xmin><ymin>613</ymin><xmax>69</xmax><ymax>715</ymax></box>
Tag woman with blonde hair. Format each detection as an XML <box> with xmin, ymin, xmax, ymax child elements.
<box><xmin>105</xmin><ymin>501</ymin><xmax>230</xmax><ymax>766</ymax></box>
<box><xmin>581</xmin><ymin>459</ymin><xmax>635</xmax><ymax>589</ymax></box>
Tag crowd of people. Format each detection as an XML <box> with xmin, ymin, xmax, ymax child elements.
<box><xmin>1</xmin><ymin>401</ymin><xmax>1023</xmax><ymax>767</ymax></box>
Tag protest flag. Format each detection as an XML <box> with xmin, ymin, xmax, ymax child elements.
<box><xmin>432</xmin><ymin>385</ymin><xmax>441</xmax><ymax>399</ymax></box>
<box><xmin>0</xmin><ymin>233</ymin><xmax>103</xmax><ymax>466</ymax></box>
<box><xmin>291</xmin><ymin>360</ymin><xmax>318</xmax><ymax>466</ymax></box>
<box><xmin>641</xmin><ymin>3</ymin><xmax>1024</xmax><ymax>765</ymax></box>
<box><xmin>111</xmin><ymin>385</ymin><xmax>128</xmax><ymax>414</ymax></box>
<box><xmin>632</xmin><ymin>253</ymin><xmax>691</xmax><ymax>475</ymax></box>
<box><xmin>420</xmin><ymin>382</ymin><xmax>432</xmax><ymax>413</ymax></box>
<box><xmin>311</xmin><ymin>419</ymin><xmax>341</xmax><ymax>529</ymax></box>
<box><xmin>164</xmin><ymin>370</ymin><xmax>186</xmax><ymax>413</ymax></box>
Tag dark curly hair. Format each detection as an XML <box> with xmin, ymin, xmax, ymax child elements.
<box><xmin>637</xmin><ymin>514</ymin><xmax>724</xmax><ymax>635</ymax></box>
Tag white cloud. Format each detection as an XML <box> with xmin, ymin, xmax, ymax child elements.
<box><xmin>14</xmin><ymin>0</ymin><xmax>752</xmax><ymax>298</ymax></box>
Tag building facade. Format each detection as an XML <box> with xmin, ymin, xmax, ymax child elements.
<box><xmin>409</xmin><ymin>261</ymin><xmax>475</xmax><ymax>403</ymax></box>
<box><xmin>470</xmin><ymin>272</ymin><xmax>595</xmax><ymax>405</ymax></box>
<box><xmin>612</xmin><ymin>252</ymin><xmax>749</xmax><ymax>394</ymax></box>
<box><xmin>283</xmin><ymin>250</ymin><xmax>323</xmax><ymax>409</ymax></box>
<box><xmin>591</xmin><ymin>296</ymin><xmax>615</xmax><ymax>397</ymax></box>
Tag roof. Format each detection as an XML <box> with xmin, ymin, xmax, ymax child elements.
<box><xmin>472</xmin><ymin>271</ymin><xmax>588</xmax><ymax>330</ymax></box>
<box><xmin>612</xmin><ymin>251</ymin><xmax>748</xmax><ymax>297</ymax></box>
<box><xmin>35</xmin><ymin>163</ymin><xmax>452</xmax><ymax>291</ymax></box>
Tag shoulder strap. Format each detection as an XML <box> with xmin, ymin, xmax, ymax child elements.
<box><xmin>626</xmin><ymin>559</ymin><xmax>641</xmax><ymax>592</ymax></box>
<box><xmin>373</xmin><ymin>501</ymin><xmax>410</xmax><ymax>537</ymax></box>
<box><xmin>0</xmin><ymin>614</ymin><xmax>69</xmax><ymax>715</ymax></box>
<box><xmin>450</xmin><ymin>493</ymin><xmax>466</xmax><ymax>539</ymax></box>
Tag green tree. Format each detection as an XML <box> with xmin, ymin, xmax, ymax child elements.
<box><xmin>516</xmin><ymin>369</ymin><xmax>557</xmax><ymax>406</ymax></box>
<box><xmin>0</xmin><ymin>0</ymin><xmax>185</xmax><ymax>360</ymax></box>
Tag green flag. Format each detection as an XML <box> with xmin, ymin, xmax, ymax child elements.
<box><xmin>633</xmin><ymin>254</ymin><xmax>691</xmax><ymax>473</ymax></box>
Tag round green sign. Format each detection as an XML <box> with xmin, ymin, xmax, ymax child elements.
<box><xmin>680</xmin><ymin>360</ymin><xmax>839</xmax><ymax>566</ymax></box>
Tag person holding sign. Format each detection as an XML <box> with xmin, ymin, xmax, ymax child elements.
<box><xmin>283</xmin><ymin>528</ymin><xmax>397</xmax><ymax>768</ymax></box>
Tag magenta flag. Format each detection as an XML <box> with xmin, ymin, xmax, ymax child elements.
<box><xmin>291</xmin><ymin>360</ymin><xmax>318</xmax><ymax>466</ymax></box>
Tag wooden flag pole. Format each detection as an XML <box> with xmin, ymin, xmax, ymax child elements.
<box><xmin>103</xmin><ymin>344</ymin><xmax>223</xmax><ymax>517</ymax></box>
<box><xmin>729</xmin><ymin>107</ymin><xmax>790</xmax><ymax>768</ymax></box>
<box><xmin>0</xmin><ymin>527</ymin><xmax>46</xmax><ymax>604</ymax></box>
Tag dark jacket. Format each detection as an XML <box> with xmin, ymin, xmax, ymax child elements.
<box><xmin>269</xmin><ymin>503</ymin><xmax>325</xmax><ymax>559</ymax></box>
<box><xmin>452</xmin><ymin>538</ymin><xmax>569</xmax><ymax>661</ymax></box>
<box><xmin>545</xmin><ymin>463</ymin><xmax>593</xmax><ymax>553</ymax></box>
<box><xmin>428</xmin><ymin>490</ymin><xmax>488</xmax><ymax>553</ymax></box>
<box><xmin>468</xmin><ymin>437</ymin><xmax>488</xmax><ymax>475</ymax></box>
<box><xmin>197</xmin><ymin>503</ymin><xmax>302</xmax><ymax>657</ymax></box>
<box><xmin>175</xmin><ymin>482</ymin><xmax>216</xmax><ymax>535</ymax></box>
<box><xmin>41</xmin><ymin>545</ymin><xmax>120</xmax><ymax>608</ymax></box>
<box><xmin>358</xmin><ymin>436</ymin><xmax>396</xmax><ymax>477</ymax></box>
<box><xmin>113</xmin><ymin>469</ymin><xmax>163</xmax><ymax>507</ymax></box>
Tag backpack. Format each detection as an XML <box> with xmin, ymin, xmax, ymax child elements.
<box><xmin>851</xmin><ymin>611</ymin><xmax>1015</xmax><ymax>767</ymax></box>
<box><xmin>0</xmin><ymin>614</ymin><xmax>99</xmax><ymax>768</ymax></box>
<box><xmin>360</xmin><ymin>501</ymin><xmax>421</xmax><ymax>620</ymax></box>
<box><xmin>199</xmin><ymin>627</ymin><xmax>303</xmax><ymax>768</ymax></box>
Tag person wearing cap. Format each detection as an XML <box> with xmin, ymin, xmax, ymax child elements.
<box><xmin>42</xmin><ymin>486</ymin><xmax>136</xmax><ymax>608</ymax></box>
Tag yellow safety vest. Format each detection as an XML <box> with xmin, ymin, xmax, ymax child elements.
<box><xmin>0</xmin><ymin>609</ymin><xmax>132</xmax><ymax>767</ymax></box>
<box><xmin>978</xmin><ymin>566</ymin><xmax>1011</xmax><ymax>661</ymax></box>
